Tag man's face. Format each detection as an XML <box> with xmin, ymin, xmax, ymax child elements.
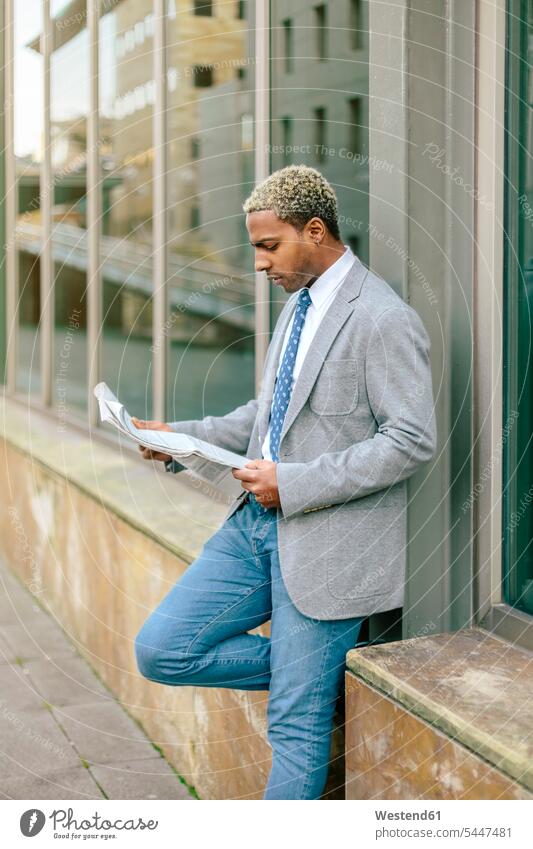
<box><xmin>246</xmin><ymin>210</ymin><xmax>319</xmax><ymax>294</ymax></box>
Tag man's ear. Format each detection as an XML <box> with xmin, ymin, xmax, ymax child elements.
<box><xmin>305</xmin><ymin>217</ymin><xmax>326</xmax><ymax>244</ymax></box>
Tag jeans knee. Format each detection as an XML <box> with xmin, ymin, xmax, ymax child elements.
<box><xmin>134</xmin><ymin>633</ymin><xmax>161</xmax><ymax>682</ymax></box>
<box><xmin>134</xmin><ymin>627</ymin><xmax>201</xmax><ymax>684</ymax></box>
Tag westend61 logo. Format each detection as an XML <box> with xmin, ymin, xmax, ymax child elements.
<box><xmin>19</xmin><ymin>807</ymin><xmax>159</xmax><ymax>839</ymax></box>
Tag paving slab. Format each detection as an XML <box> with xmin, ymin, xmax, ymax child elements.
<box><xmin>89</xmin><ymin>757</ymin><xmax>195</xmax><ymax>800</ymax></box>
<box><xmin>0</xmin><ymin>631</ymin><xmax>17</xmax><ymax>664</ymax></box>
<box><xmin>23</xmin><ymin>655</ymin><xmax>113</xmax><ymax>709</ymax></box>
<box><xmin>0</xmin><ymin>706</ymin><xmax>82</xmax><ymax>781</ymax></box>
<box><xmin>0</xmin><ymin>619</ymin><xmax>80</xmax><ymax>662</ymax></box>
<box><xmin>52</xmin><ymin>701</ymin><xmax>160</xmax><ymax>766</ymax></box>
<box><xmin>0</xmin><ymin>765</ymin><xmax>103</xmax><ymax>800</ymax></box>
<box><xmin>0</xmin><ymin>662</ymin><xmax>46</xmax><ymax>713</ymax></box>
<box><xmin>0</xmin><ymin>556</ymin><xmax>194</xmax><ymax>799</ymax></box>
<box><xmin>0</xmin><ymin>585</ymin><xmax>38</xmax><ymax>625</ymax></box>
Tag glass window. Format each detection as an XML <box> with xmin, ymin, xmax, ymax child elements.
<box><xmin>348</xmin><ymin>97</ymin><xmax>362</xmax><ymax>154</ymax></box>
<box><xmin>314</xmin><ymin>4</ymin><xmax>327</xmax><ymax>61</ymax></box>
<box><xmin>51</xmin><ymin>1</ymin><xmax>89</xmax><ymax>415</ymax></box>
<box><xmin>281</xmin><ymin>116</ymin><xmax>293</xmax><ymax>163</ymax></box>
<box><xmin>99</xmin><ymin>1</ymin><xmax>154</xmax><ymax>419</ymax></box>
<box><xmin>7</xmin><ymin>0</ymin><xmax>368</xmax><ymax>436</ymax></box>
<box><xmin>314</xmin><ymin>106</ymin><xmax>327</xmax><ymax>161</ymax></box>
<box><xmin>14</xmin><ymin>1</ymin><xmax>43</xmax><ymax>396</ymax></box>
<box><xmin>194</xmin><ymin>1</ymin><xmax>213</xmax><ymax>16</ymax></box>
<box><xmin>503</xmin><ymin>0</ymin><xmax>533</xmax><ymax>616</ymax></box>
<box><xmin>165</xmin><ymin>0</ymin><xmax>255</xmax><ymax>421</ymax></box>
<box><xmin>191</xmin><ymin>137</ymin><xmax>201</xmax><ymax>159</ymax></box>
<box><xmin>283</xmin><ymin>18</ymin><xmax>293</xmax><ymax>74</ymax></box>
<box><xmin>270</xmin><ymin>0</ymin><xmax>370</xmax><ymax>321</ymax></box>
<box><xmin>350</xmin><ymin>0</ymin><xmax>363</xmax><ymax>51</ymax></box>
<box><xmin>193</xmin><ymin>64</ymin><xmax>214</xmax><ymax>87</ymax></box>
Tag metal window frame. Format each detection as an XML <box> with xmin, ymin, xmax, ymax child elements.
<box><xmin>255</xmin><ymin>0</ymin><xmax>270</xmax><ymax>389</ymax></box>
<box><xmin>40</xmin><ymin>0</ymin><xmax>53</xmax><ymax>407</ymax></box>
<box><xmin>0</xmin><ymin>1</ymin><xmax>5</xmax><ymax>384</ymax></box>
<box><xmin>152</xmin><ymin>0</ymin><xmax>168</xmax><ymax>422</ymax></box>
<box><xmin>87</xmin><ymin>0</ymin><xmax>102</xmax><ymax>426</ymax></box>
<box><xmin>475</xmin><ymin>0</ymin><xmax>533</xmax><ymax>650</ymax></box>
<box><xmin>4</xmin><ymin>0</ymin><xmax>16</xmax><ymax>393</ymax></box>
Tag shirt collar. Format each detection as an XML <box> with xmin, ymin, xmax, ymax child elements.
<box><xmin>306</xmin><ymin>245</ymin><xmax>356</xmax><ymax>311</ymax></box>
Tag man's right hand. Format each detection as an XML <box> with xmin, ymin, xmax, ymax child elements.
<box><xmin>131</xmin><ymin>417</ymin><xmax>173</xmax><ymax>462</ymax></box>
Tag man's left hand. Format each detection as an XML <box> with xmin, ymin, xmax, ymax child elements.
<box><xmin>232</xmin><ymin>460</ymin><xmax>281</xmax><ymax>508</ymax></box>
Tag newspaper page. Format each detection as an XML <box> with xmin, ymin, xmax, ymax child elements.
<box><xmin>93</xmin><ymin>382</ymin><xmax>249</xmax><ymax>498</ymax></box>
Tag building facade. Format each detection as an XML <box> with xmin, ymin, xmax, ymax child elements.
<box><xmin>0</xmin><ymin>0</ymin><xmax>532</xmax><ymax>798</ymax></box>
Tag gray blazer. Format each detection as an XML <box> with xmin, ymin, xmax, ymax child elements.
<box><xmin>168</xmin><ymin>256</ymin><xmax>437</xmax><ymax>620</ymax></box>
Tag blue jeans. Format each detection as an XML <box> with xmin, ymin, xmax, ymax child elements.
<box><xmin>134</xmin><ymin>493</ymin><xmax>364</xmax><ymax>800</ymax></box>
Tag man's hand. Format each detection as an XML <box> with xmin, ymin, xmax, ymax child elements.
<box><xmin>131</xmin><ymin>417</ymin><xmax>173</xmax><ymax>462</ymax></box>
<box><xmin>232</xmin><ymin>460</ymin><xmax>281</xmax><ymax>508</ymax></box>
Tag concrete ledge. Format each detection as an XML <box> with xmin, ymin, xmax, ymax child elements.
<box><xmin>346</xmin><ymin>628</ymin><xmax>533</xmax><ymax>796</ymax></box>
<box><xmin>0</xmin><ymin>395</ymin><xmax>231</xmax><ymax>563</ymax></box>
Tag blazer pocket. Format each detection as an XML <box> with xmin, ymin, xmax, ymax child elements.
<box><xmin>327</xmin><ymin>510</ymin><xmax>390</xmax><ymax>600</ymax></box>
<box><xmin>309</xmin><ymin>359</ymin><xmax>359</xmax><ymax>416</ymax></box>
<box><xmin>326</xmin><ymin>491</ymin><xmax>406</xmax><ymax>600</ymax></box>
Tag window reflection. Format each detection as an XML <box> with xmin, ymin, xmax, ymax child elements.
<box><xmin>51</xmin><ymin>0</ymin><xmax>89</xmax><ymax>414</ymax></box>
<box><xmin>165</xmin><ymin>0</ymin><xmax>256</xmax><ymax>420</ymax></box>
<box><xmin>14</xmin><ymin>0</ymin><xmax>43</xmax><ymax>395</ymax></box>
<box><xmin>100</xmin><ymin>0</ymin><xmax>154</xmax><ymax>419</ymax></box>
<box><xmin>12</xmin><ymin>0</ymin><xmax>369</xmax><ymax>428</ymax></box>
<box><xmin>270</xmin><ymin>0</ymin><xmax>370</xmax><ymax>322</ymax></box>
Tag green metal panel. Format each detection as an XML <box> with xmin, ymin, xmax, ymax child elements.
<box><xmin>502</xmin><ymin>0</ymin><xmax>533</xmax><ymax>616</ymax></box>
<box><xmin>0</xmin><ymin>0</ymin><xmax>6</xmax><ymax>385</ymax></box>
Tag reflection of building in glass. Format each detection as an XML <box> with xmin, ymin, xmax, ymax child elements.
<box><xmin>194</xmin><ymin>62</ymin><xmax>255</xmax><ymax>269</ymax></box>
<box><xmin>271</xmin><ymin>0</ymin><xmax>370</xmax><ymax>265</ymax></box>
<box><xmin>165</xmin><ymin>0</ymin><xmax>252</xmax><ymax>269</ymax></box>
<box><xmin>107</xmin><ymin>0</ymin><xmax>251</xmax><ymax>268</ymax></box>
<box><xmin>104</xmin><ymin>0</ymin><xmax>154</xmax><ymax>246</ymax></box>
<box><xmin>12</xmin><ymin>0</ymin><xmax>370</xmax><ymax>419</ymax></box>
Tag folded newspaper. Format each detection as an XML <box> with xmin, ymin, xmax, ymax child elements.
<box><xmin>93</xmin><ymin>382</ymin><xmax>250</xmax><ymax>498</ymax></box>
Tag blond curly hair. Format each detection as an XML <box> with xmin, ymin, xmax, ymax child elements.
<box><xmin>243</xmin><ymin>164</ymin><xmax>341</xmax><ymax>240</ymax></box>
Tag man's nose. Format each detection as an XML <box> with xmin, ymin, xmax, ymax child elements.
<box><xmin>255</xmin><ymin>252</ymin><xmax>271</xmax><ymax>273</ymax></box>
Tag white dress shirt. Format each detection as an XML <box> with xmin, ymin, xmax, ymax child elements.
<box><xmin>261</xmin><ymin>245</ymin><xmax>356</xmax><ymax>461</ymax></box>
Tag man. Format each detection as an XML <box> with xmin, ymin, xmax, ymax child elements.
<box><xmin>133</xmin><ymin>165</ymin><xmax>437</xmax><ymax>799</ymax></box>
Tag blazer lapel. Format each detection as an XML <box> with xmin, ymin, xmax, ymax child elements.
<box><xmin>258</xmin><ymin>256</ymin><xmax>368</xmax><ymax>449</ymax></box>
<box><xmin>278</xmin><ymin>256</ymin><xmax>368</xmax><ymax>447</ymax></box>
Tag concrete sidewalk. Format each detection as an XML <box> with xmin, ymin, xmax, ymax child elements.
<box><xmin>0</xmin><ymin>559</ymin><xmax>195</xmax><ymax>800</ymax></box>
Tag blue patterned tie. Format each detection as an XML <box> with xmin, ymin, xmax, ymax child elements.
<box><xmin>269</xmin><ymin>287</ymin><xmax>313</xmax><ymax>462</ymax></box>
